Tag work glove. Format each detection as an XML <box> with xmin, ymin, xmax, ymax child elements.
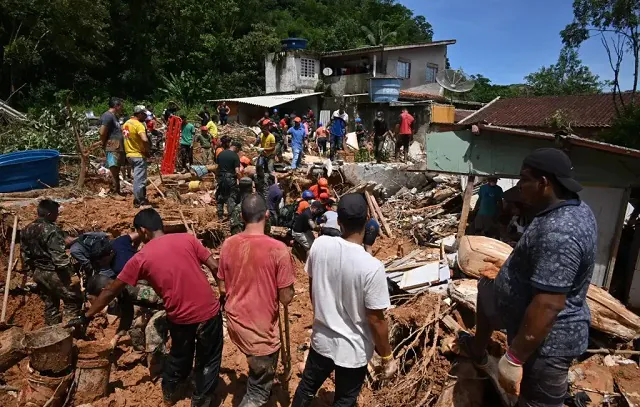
<box><xmin>498</xmin><ymin>351</ymin><xmax>523</xmax><ymax>396</ymax></box>
<box><xmin>379</xmin><ymin>355</ymin><xmax>398</xmax><ymax>380</ymax></box>
<box><xmin>65</xmin><ymin>313</ymin><xmax>91</xmax><ymax>329</ymax></box>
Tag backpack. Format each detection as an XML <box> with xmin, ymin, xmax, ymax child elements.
<box><xmin>279</xmin><ymin>203</ymin><xmax>299</xmax><ymax>229</ymax></box>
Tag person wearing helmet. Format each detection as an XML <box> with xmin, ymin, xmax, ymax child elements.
<box><xmin>288</xmin><ymin>117</ymin><xmax>307</xmax><ymax>170</ymax></box>
<box><xmin>292</xmin><ymin>201</ymin><xmax>324</xmax><ymax>255</ymax></box>
<box><xmin>309</xmin><ymin>177</ymin><xmax>330</xmax><ymax>199</ymax></box>
<box><xmin>318</xmin><ymin>192</ymin><xmax>335</xmax><ymax>211</ymax></box>
<box><xmin>355</xmin><ymin>117</ymin><xmax>368</xmax><ymax>150</ymax></box>
<box><xmin>297</xmin><ymin>190</ymin><xmax>315</xmax><ymax>215</ymax></box>
<box><xmin>240</xmin><ymin>155</ymin><xmax>252</xmax><ymax>168</ymax></box>
<box><xmin>372</xmin><ymin>111</ymin><xmax>388</xmax><ymax>163</ymax></box>
<box><xmin>315</xmin><ymin>122</ymin><xmax>328</xmax><ymax>156</ymax></box>
<box><xmin>272</xmin><ymin>108</ymin><xmax>280</xmax><ymax>125</ymax></box>
<box><xmin>329</xmin><ymin>106</ymin><xmax>349</xmax><ymax>161</ymax></box>
<box><xmin>197</xmin><ymin>125</ymin><xmax>213</xmax><ymax>164</ymax></box>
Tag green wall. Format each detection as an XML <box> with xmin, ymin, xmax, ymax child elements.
<box><xmin>426</xmin><ymin>130</ymin><xmax>640</xmax><ymax>188</ymax></box>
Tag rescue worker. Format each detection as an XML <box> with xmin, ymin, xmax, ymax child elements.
<box><xmin>21</xmin><ymin>199</ymin><xmax>83</xmax><ymax>325</ymax></box>
<box><xmin>216</xmin><ymin>140</ymin><xmax>241</xmax><ymax>219</ymax></box>
<box><xmin>297</xmin><ymin>190</ymin><xmax>316</xmax><ymax>215</ymax></box>
<box><xmin>309</xmin><ymin>178</ymin><xmax>330</xmax><ymax>199</ymax></box>
<box><xmin>355</xmin><ymin>118</ymin><xmax>367</xmax><ymax>149</ymax></box>
<box><xmin>230</xmin><ymin>177</ymin><xmax>257</xmax><ymax>236</ymax></box>
<box><xmin>329</xmin><ymin>106</ymin><xmax>348</xmax><ymax>161</ymax></box>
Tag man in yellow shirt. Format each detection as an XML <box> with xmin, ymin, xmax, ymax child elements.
<box><xmin>258</xmin><ymin>119</ymin><xmax>276</xmax><ymax>176</ymax></box>
<box><xmin>123</xmin><ymin>105</ymin><xmax>151</xmax><ymax>207</ymax></box>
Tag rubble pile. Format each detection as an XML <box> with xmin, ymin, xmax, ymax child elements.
<box><xmin>378</xmin><ymin>174</ymin><xmax>462</xmax><ymax>245</ymax></box>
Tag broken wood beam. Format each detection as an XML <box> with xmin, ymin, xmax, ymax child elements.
<box><xmin>363</xmin><ymin>191</ymin><xmax>383</xmax><ymax>237</ymax></box>
<box><xmin>367</xmin><ymin>191</ymin><xmax>393</xmax><ymax>239</ymax></box>
<box><xmin>456</xmin><ymin>174</ymin><xmax>475</xmax><ymax>245</ymax></box>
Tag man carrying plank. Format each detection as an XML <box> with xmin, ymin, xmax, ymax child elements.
<box><xmin>217</xmin><ymin>194</ymin><xmax>295</xmax><ymax>407</ymax></box>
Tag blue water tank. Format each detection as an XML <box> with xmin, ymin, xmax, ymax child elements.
<box><xmin>0</xmin><ymin>149</ymin><xmax>60</xmax><ymax>192</ymax></box>
<box><xmin>281</xmin><ymin>38</ymin><xmax>308</xmax><ymax>51</ymax></box>
<box><xmin>369</xmin><ymin>77</ymin><xmax>402</xmax><ymax>102</ymax></box>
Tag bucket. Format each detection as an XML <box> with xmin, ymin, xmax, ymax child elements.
<box><xmin>25</xmin><ymin>325</ymin><xmax>73</xmax><ymax>374</ymax></box>
<box><xmin>24</xmin><ymin>365</ymin><xmax>73</xmax><ymax>407</ymax></box>
<box><xmin>74</xmin><ymin>358</ymin><xmax>111</xmax><ymax>404</ymax></box>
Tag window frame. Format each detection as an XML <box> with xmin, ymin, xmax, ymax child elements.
<box><xmin>300</xmin><ymin>58</ymin><xmax>316</xmax><ymax>78</ymax></box>
<box><xmin>396</xmin><ymin>60</ymin><xmax>411</xmax><ymax>80</ymax></box>
<box><xmin>426</xmin><ymin>63</ymin><xmax>439</xmax><ymax>84</ymax></box>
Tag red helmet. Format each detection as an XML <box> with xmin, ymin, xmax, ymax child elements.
<box><xmin>319</xmin><ymin>192</ymin><xmax>330</xmax><ymax>200</ymax></box>
<box><xmin>318</xmin><ymin>178</ymin><xmax>328</xmax><ymax>187</ymax></box>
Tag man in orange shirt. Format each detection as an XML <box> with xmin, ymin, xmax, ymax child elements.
<box><xmin>217</xmin><ymin>194</ymin><xmax>295</xmax><ymax>406</ymax></box>
<box><xmin>396</xmin><ymin>108</ymin><xmax>415</xmax><ymax>162</ymax></box>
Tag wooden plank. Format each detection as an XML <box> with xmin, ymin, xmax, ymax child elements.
<box><xmin>603</xmin><ymin>187</ymin><xmax>631</xmax><ymax>289</ymax></box>
<box><xmin>369</xmin><ymin>192</ymin><xmax>394</xmax><ymax>239</ymax></box>
<box><xmin>363</xmin><ymin>190</ymin><xmax>383</xmax><ymax>237</ymax></box>
<box><xmin>456</xmin><ymin>174</ymin><xmax>476</xmax><ymax>245</ymax></box>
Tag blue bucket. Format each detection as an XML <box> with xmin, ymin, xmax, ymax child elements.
<box><xmin>0</xmin><ymin>149</ymin><xmax>60</xmax><ymax>193</ymax></box>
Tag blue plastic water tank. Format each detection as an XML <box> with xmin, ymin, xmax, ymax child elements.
<box><xmin>0</xmin><ymin>149</ymin><xmax>60</xmax><ymax>193</ymax></box>
<box><xmin>369</xmin><ymin>77</ymin><xmax>402</xmax><ymax>102</ymax></box>
<box><xmin>281</xmin><ymin>38</ymin><xmax>308</xmax><ymax>51</ymax></box>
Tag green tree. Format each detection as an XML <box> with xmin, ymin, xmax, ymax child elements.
<box><xmin>459</xmin><ymin>74</ymin><xmax>524</xmax><ymax>103</ymax></box>
<box><xmin>524</xmin><ymin>47</ymin><xmax>603</xmax><ymax>96</ymax></box>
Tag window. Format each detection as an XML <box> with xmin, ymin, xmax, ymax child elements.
<box><xmin>426</xmin><ymin>63</ymin><xmax>438</xmax><ymax>83</ymax></box>
<box><xmin>300</xmin><ymin>58</ymin><xmax>316</xmax><ymax>78</ymax></box>
<box><xmin>397</xmin><ymin>61</ymin><xmax>411</xmax><ymax>79</ymax></box>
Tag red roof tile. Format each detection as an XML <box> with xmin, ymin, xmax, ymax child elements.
<box><xmin>463</xmin><ymin>93</ymin><xmax>635</xmax><ymax>128</ymax></box>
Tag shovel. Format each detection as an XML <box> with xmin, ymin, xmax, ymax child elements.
<box><xmin>0</xmin><ymin>216</ymin><xmax>18</xmax><ymax>330</ymax></box>
<box><xmin>278</xmin><ymin>303</ymin><xmax>292</xmax><ymax>382</ymax></box>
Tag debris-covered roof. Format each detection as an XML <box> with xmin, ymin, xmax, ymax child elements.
<box><xmin>459</xmin><ymin>93</ymin><xmax>637</xmax><ymax>128</ymax></box>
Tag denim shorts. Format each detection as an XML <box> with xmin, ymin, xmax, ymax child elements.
<box><xmin>105</xmin><ymin>151</ymin><xmax>125</xmax><ymax>168</ymax></box>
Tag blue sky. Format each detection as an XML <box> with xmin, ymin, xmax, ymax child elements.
<box><xmin>400</xmin><ymin>0</ymin><xmax>636</xmax><ymax>90</ymax></box>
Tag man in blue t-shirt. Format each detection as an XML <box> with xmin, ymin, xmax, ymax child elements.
<box><xmin>329</xmin><ymin>107</ymin><xmax>348</xmax><ymax>162</ymax></box>
<box><xmin>473</xmin><ymin>176</ymin><xmax>504</xmax><ymax>238</ymax></box>
<box><xmin>288</xmin><ymin>117</ymin><xmax>307</xmax><ymax>169</ymax></box>
<box><xmin>461</xmin><ymin>148</ymin><xmax>596</xmax><ymax>407</ymax></box>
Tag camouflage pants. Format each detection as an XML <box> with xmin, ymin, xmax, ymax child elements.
<box><xmin>33</xmin><ymin>268</ymin><xmax>83</xmax><ymax>326</ymax></box>
<box><xmin>216</xmin><ymin>174</ymin><xmax>238</xmax><ymax>218</ymax></box>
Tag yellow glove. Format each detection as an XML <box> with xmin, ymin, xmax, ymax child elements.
<box><xmin>498</xmin><ymin>351</ymin><xmax>523</xmax><ymax>396</ymax></box>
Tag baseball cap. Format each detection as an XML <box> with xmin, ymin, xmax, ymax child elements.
<box><xmin>133</xmin><ymin>105</ymin><xmax>148</xmax><ymax>115</ymax></box>
<box><xmin>522</xmin><ymin>148</ymin><xmax>582</xmax><ymax>193</ymax></box>
<box><xmin>294</xmin><ymin>117</ymin><xmax>302</xmax><ymax>123</ymax></box>
<box><xmin>261</xmin><ymin>119</ymin><xmax>271</xmax><ymax>126</ymax></box>
<box><xmin>338</xmin><ymin>193</ymin><xmax>368</xmax><ymax>222</ymax></box>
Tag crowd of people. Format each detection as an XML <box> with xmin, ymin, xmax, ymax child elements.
<box><xmin>64</xmin><ymin>95</ymin><xmax>600</xmax><ymax>407</ymax></box>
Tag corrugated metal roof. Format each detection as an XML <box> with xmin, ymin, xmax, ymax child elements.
<box><xmin>321</xmin><ymin>40</ymin><xmax>456</xmax><ymax>58</ymax></box>
<box><xmin>208</xmin><ymin>92</ymin><xmax>322</xmax><ymax>108</ymax></box>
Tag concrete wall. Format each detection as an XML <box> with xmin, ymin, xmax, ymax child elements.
<box><xmin>265</xmin><ymin>52</ymin><xmax>320</xmax><ymax>94</ymax></box>
<box><xmin>385</xmin><ymin>45</ymin><xmax>448</xmax><ymax>90</ymax></box>
<box><xmin>325</xmin><ymin>73</ymin><xmax>370</xmax><ymax>96</ymax></box>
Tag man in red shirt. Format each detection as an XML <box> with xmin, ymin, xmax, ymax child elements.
<box><xmin>67</xmin><ymin>209</ymin><xmax>223</xmax><ymax>407</ymax></box>
<box><xmin>396</xmin><ymin>108</ymin><xmax>415</xmax><ymax>162</ymax></box>
<box><xmin>217</xmin><ymin>194</ymin><xmax>295</xmax><ymax>406</ymax></box>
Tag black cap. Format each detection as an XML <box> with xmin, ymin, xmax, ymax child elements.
<box><xmin>338</xmin><ymin>193</ymin><xmax>368</xmax><ymax>222</ymax></box>
<box><xmin>523</xmin><ymin>148</ymin><xmax>582</xmax><ymax>193</ymax></box>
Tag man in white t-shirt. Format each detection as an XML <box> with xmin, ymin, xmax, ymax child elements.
<box><xmin>292</xmin><ymin>193</ymin><xmax>396</xmax><ymax>407</ymax></box>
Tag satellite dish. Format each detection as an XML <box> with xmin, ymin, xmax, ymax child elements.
<box><xmin>436</xmin><ymin>69</ymin><xmax>476</xmax><ymax>93</ymax></box>
<box><xmin>322</xmin><ymin>67</ymin><xmax>333</xmax><ymax>76</ymax></box>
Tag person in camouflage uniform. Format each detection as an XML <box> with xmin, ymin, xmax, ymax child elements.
<box><xmin>230</xmin><ymin>178</ymin><xmax>271</xmax><ymax>236</ymax></box>
<box><xmin>21</xmin><ymin>199</ymin><xmax>83</xmax><ymax>325</ymax></box>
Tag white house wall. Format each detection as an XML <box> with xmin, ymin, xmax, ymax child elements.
<box><xmin>384</xmin><ymin>45</ymin><xmax>448</xmax><ymax>90</ymax></box>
